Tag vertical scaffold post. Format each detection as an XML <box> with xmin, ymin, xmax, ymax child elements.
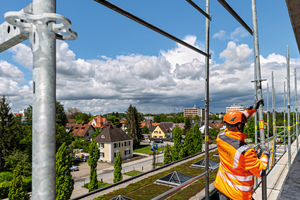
<box><xmin>295</xmin><ymin>68</ymin><xmax>298</xmax><ymax>150</ymax></box>
<box><xmin>204</xmin><ymin>0</ymin><xmax>210</xmax><ymax>199</ymax></box>
<box><xmin>251</xmin><ymin>0</ymin><xmax>267</xmax><ymax>199</ymax></box>
<box><xmin>267</xmin><ymin>83</ymin><xmax>270</xmax><ymax>149</ymax></box>
<box><xmin>284</xmin><ymin>81</ymin><xmax>286</xmax><ymax>152</ymax></box>
<box><xmin>32</xmin><ymin>0</ymin><xmax>56</xmax><ymax>199</ymax></box>
<box><xmin>287</xmin><ymin>45</ymin><xmax>291</xmax><ymax>168</ymax></box>
<box><xmin>271</xmin><ymin>72</ymin><xmax>276</xmax><ymax>167</ymax></box>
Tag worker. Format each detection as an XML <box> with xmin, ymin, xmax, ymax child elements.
<box><xmin>215</xmin><ymin>99</ymin><xmax>269</xmax><ymax>200</ymax></box>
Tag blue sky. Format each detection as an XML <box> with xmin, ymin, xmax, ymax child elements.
<box><xmin>0</xmin><ymin>0</ymin><xmax>299</xmax><ymax>115</ymax></box>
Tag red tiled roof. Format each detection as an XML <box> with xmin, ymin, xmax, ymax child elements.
<box><xmin>120</xmin><ymin>120</ymin><xmax>126</xmax><ymax>124</ymax></box>
<box><xmin>88</xmin><ymin>115</ymin><xmax>110</xmax><ymax>128</ymax></box>
<box><xmin>65</xmin><ymin>119</ymin><xmax>75</xmax><ymax>129</ymax></box>
<box><xmin>209</xmin><ymin>123</ymin><xmax>223</xmax><ymax>129</ymax></box>
<box><xmin>68</xmin><ymin>119</ymin><xmax>75</xmax><ymax>123</ymax></box>
<box><xmin>71</xmin><ymin>124</ymin><xmax>94</xmax><ymax>137</ymax></box>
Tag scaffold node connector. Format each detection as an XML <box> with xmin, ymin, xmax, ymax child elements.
<box><xmin>4</xmin><ymin>10</ymin><xmax>77</xmax><ymax>41</ymax></box>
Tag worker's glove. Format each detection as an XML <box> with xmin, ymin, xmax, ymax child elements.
<box><xmin>253</xmin><ymin>99</ymin><xmax>264</xmax><ymax>110</ymax></box>
<box><xmin>259</xmin><ymin>145</ymin><xmax>270</xmax><ymax>159</ymax></box>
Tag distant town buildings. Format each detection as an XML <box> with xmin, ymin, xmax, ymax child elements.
<box><xmin>225</xmin><ymin>103</ymin><xmax>246</xmax><ymax>113</ymax></box>
<box><xmin>184</xmin><ymin>105</ymin><xmax>205</xmax><ymax>119</ymax></box>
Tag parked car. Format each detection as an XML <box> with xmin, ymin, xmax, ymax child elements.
<box><xmin>70</xmin><ymin>165</ymin><xmax>79</xmax><ymax>171</ymax></box>
<box><xmin>155</xmin><ymin>139</ymin><xmax>163</xmax><ymax>143</ymax></box>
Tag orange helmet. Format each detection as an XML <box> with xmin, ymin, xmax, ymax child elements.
<box><xmin>223</xmin><ymin>110</ymin><xmax>247</xmax><ymax>125</ymax></box>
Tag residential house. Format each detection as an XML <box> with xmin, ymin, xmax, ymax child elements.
<box><xmin>95</xmin><ymin>126</ymin><xmax>133</xmax><ymax>163</ymax></box>
<box><xmin>151</xmin><ymin>123</ymin><xmax>172</xmax><ymax>139</ymax></box>
<box><xmin>88</xmin><ymin>115</ymin><xmax>110</xmax><ymax>129</ymax></box>
<box><xmin>65</xmin><ymin>119</ymin><xmax>75</xmax><ymax>132</ymax></box>
<box><xmin>71</xmin><ymin>123</ymin><xmax>95</xmax><ymax>141</ymax></box>
<box><xmin>140</xmin><ymin>120</ymin><xmax>152</xmax><ymax>139</ymax></box>
<box><xmin>160</xmin><ymin>122</ymin><xmax>173</xmax><ymax>131</ymax></box>
<box><xmin>199</xmin><ymin>122</ymin><xmax>225</xmax><ymax>133</ymax></box>
<box><xmin>172</xmin><ymin>123</ymin><xmax>185</xmax><ymax>130</ymax></box>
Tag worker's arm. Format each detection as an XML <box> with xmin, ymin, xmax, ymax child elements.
<box><xmin>244</xmin><ymin>148</ymin><xmax>268</xmax><ymax>177</ymax></box>
<box><xmin>242</xmin><ymin>99</ymin><xmax>264</xmax><ymax>119</ymax></box>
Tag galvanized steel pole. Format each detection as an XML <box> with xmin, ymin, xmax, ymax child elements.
<box><xmin>251</xmin><ymin>0</ymin><xmax>267</xmax><ymax>199</ymax></box>
<box><xmin>287</xmin><ymin>45</ymin><xmax>291</xmax><ymax>168</ymax></box>
<box><xmin>204</xmin><ymin>0</ymin><xmax>210</xmax><ymax>199</ymax></box>
<box><xmin>284</xmin><ymin>81</ymin><xmax>286</xmax><ymax>152</ymax></box>
<box><xmin>295</xmin><ymin>68</ymin><xmax>298</xmax><ymax>150</ymax></box>
<box><xmin>271</xmin><ymin>72</ymin><xmax>276</xmax><ymax>167</ymax></box>
<box><xmin>32</xmin><ymin>0</ymin><xmax>56</xmax><ymax>199</ymax></box>
<box><xmin>267</xmin><ymin>83</ymin><xmax>270</xmax><ymax>149</ymax></box>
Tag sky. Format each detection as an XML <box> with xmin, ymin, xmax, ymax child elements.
<box><xmin>0</xmin><ymin>0</ymin><xmax>300</xmax><ymax>115</ymax></box>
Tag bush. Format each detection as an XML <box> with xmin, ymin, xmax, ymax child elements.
<box><xmin>0</xmin><ymin>172</ymin><xmax>13</xmax><ymax>183</ymax></box>
<box><xmin>0</xmin><ymin>176</ymin><xmax>32</xmax><ymax>199</ymax></box>
<box><xmin>0</xmin><ymin>181</ymin><xmax>10</xmax><ymax>199</ymax></box>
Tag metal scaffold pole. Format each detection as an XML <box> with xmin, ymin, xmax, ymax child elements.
<box><xmin>284</xmin><ymin>81</ymin><xmax>286</xmax><ymax>152</ymax></box>
<box><xmin>267</xmin><ymin>83</ymin><xmax>270</xmax><ymax>149</ymax></box>
<box><xmin>295</xmin><ymin>68</ymin><xmax>298</xmax><ymax>150</ymax></box>
<box><xmin>271</xmin><ymin>72</ymin><xmax>276</xmax><ymax>167</ymax></box>
<box><xmin>287</xmin><ymin>45</ymin><xmax>291</xmax><ymax>168</ymax></box>
<box><xmin>31</xmin><ymin>0</ymin><xmax>57</xmax><ymax>199</ymax></box>
<box><xmin>251</xmin><ymin>0</ymin><xmax>267</xmax><ymax>199</ymax></box>
<box><xmin>204</xmin><ymin>0</ymin><xmax>210</xmax><ymax>199</ymax></box>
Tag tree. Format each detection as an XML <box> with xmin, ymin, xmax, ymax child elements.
<box><xmin>70</xmin><ymin>139</ymin><xmax>90</xmax><ymax>153</ymax></box>
<box><xmin>184</xmin><ymin>117</ymin><xmax>191</xmax><ymax>135</ymax></box>
<box><xmin>244</xmin><ymin>117</ymin><xmax>255</xmax><ymax>141</ymax></box>
<box><xmin>172</xmin><ymin>125</ymin><xmax>182</xmax><ymax>162</ymax></box>
<box><xmin>56</xmin><ymin>142</ymin><xmax>74</xmax><ymax>200</ymax></box>
<box><xmin>56</xmin><ymin>101</ymin><xmax>68</xmax><ymax>127</ymax></box>
<box><xmin>75</xmin><ymin>113</ymin><xmax>90</xmax><ymax>124</ymax></box>
<box><xmin>107</xmin><ymin>116</ymin><xmax>120</xmax><ymax>125</ymax></box>
<box><xmin>88</xmin><ymin>140</ymin><xmax>100</xmax><ymax>192</ymax></box>
<box><xmin>66</xmin><ymin>107</ymin><xmax>82</xmax><ymax>119</ymax></box>
<box><xmin>193</xmin><ymin>123</ymin><xmax>203</xmax><ymax>153</ymax></box>
<box><xmin>19</xmin><ymin>125</ymin><xmax>32</xmax><ymax>162</ymax></box>
<box><xmin>56</xmin><ymin>124</ymin><xmax>74</xmax><ymax>152</ymax></box>
<box><xmin>23</xmin><ymin>101</ymin><xmax>68</xmax><ymax>126</ymax></box>
<box><xmin>125</xmin><ymin>104</ymin><xmax>143</xmax><ymax>149</ymax></box>
<box><xmin>143</xmin><ymin>126</ymin><xmax>149</xmax><ymax>134</ymax></box>
<box><xmin>8</xmin><ymin>165</ymin><xmax>29</xmax><ymax>200</ymax></box>
<box><xmin>92</xmin><ymin>128</ymin><xmax>102</xmax><ymax>138</ymax></box>
<box><xmin>194</xmin><ymin>115</ymin><xmax>200</xmax><ymax>120</ymax></box>
<box><xmin>0</xmin><ymin>96</ymin><xmax>21</xmax><ymax>172</ymax></box>
<box><xmin>113</xmin><ymin>152</ymin><xmax>123</xmax><ymax>183</ymax></box>
<box><xmin>163</xmin><ymin>144</ymin><xmax>172</xmax><ymax>165</ymax></box>
<box><xmin>183</xmin><ymin>130</ymin><xmax>195</xmax><ymax>156</ymax></box>
<box><xmin>210</xmin><ymin>114</ymin><xmax>219</xmax><ymax>120</ymax></box>
<box><xmin>4</xmin><ymin>150</ymin><xmax>31</xmax><ymax>176</ymax></box>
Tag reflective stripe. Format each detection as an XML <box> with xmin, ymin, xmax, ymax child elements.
<box><xmin>220</xmin><ymin>163</ymin><xmax>253</xmax><ymax>182</ymax></box>
<box><xmin>233</xmin><ymin>145</ymin><xmax>249</xmax><ymax>169</ymax></box>
<box><xmin>218</xmin><ymin>170</ymin><xmax>253</xmax><ymax>192</ymax></box>
<box><xmin>260</xmin><ymin>157</ymin><xmax>268</xmax><ymax>162</ymax></box>
<box><xmin>219</xmin><ymin>133</ymin><xmax>246</xmax><ymax>150</ymax></box>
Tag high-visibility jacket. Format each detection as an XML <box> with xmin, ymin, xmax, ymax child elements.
<box><xmin>215</xmin><ymin>109</ymin><xmax>268</xmax><ymax>200</ymax></box>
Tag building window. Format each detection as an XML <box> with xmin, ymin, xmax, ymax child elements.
<box><xmin>87</xmin><ymin>133</ymin><xmax>89</xmax><ymax>136</ymax></box>
<box><xmin>154</xmin><ymin>136</ymin><xmax>157</xmax><ymax>138</ymax></box>
<box><xmin>159</xmin><ymin>131</ymin><xmax>161</xmax><ymax>133</ymax></box>
<box><xmin>114</xmin><ymin>143</ymin><xmax>120</xmax><ymax>148</ymax></box>
<box><xmin>114</xmin><ymin>153</ymin><xmax>116</xmax><ymax>157</ymax></box>
<box><xmin>154</xmin><ymin>131</ymin><xmax>158</xmax><ymax>133</ymax></box>
<box><xmin>100</xmin><ymin>143</ymin><xmax>104</xmax><ymax>148</ymax></box>
<box><xmin>159</xmin><ymin>136</ymin><xmax>162</xmax><ymax>139</ymax></box>
<box><xmin>125</xmin><ymin>150</ymin><xmax>131</xmax><ymax>155</ymax></box>
<box><xmin>100</xmin><ymin>152</ymin><xmax>105</xmax><ymax>157</ymax></box>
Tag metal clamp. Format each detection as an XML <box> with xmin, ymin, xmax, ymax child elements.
<box><xmin>4</xmin><ymin>10</ymin><xmax>77</xmax><ymax>41</ymax></box>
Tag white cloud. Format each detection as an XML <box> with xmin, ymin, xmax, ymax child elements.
<box><xmin>213</xmin><ymin>30</ymin><xmax>228</xmax><ymax>40</ymax></box>
<box><xmin>9</xmin><ymin>43</ymin><xmax>33</xmax><ymax>70</ymax></box>
<box><xmin>230</xmin><ymin>27</ymin><xmax>249</xmax><ymax>42</ymax></box>
<box><xmin>0</xmin><ymin>60</ymin><xmax>25</xmax><ymax>83</ymax></box>
<box><xmin>3</xmin><ymin>37</ymin><xmax>300</xmax><ymax>115</ymax></box>
<box><xmin>213</xmin><ymin>27</ymin><xmax>249</xmax><ymax>42</ymax></box>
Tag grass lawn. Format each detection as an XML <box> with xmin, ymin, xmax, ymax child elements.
<box><xmin>133</xmin><ymin>145</ymin><xmax>164</xmax><ymax>155</ymax></box>
<box><xmin>95</xmin><ymin>150</ymin><xmax>219</xmax><ymax>200</ymax></box>
<box><xmin>155</xmin><ymin>162</ymin><xmax>164</xmax><ymax>167</ymax></box>
<box><xmin>83</xmin><ymin>181</ymin><xmax>111</xmax><ymax>190</ymax></box>
<box><xmin>124</xmin><ymin>170</ymin><xmax>143</xmax><ymax>176</ymax></box>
